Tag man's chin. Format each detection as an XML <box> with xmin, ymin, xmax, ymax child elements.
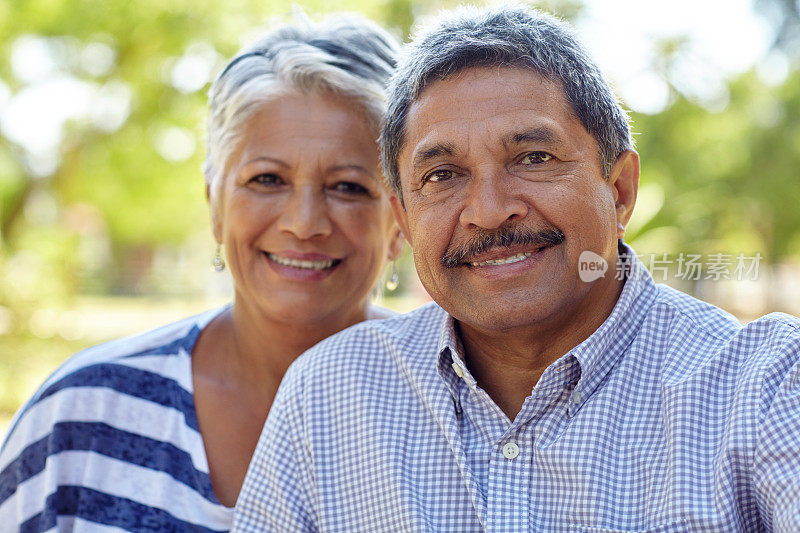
<box><xmin>449</xmin><ymin>297</ymin><xmax>563</xmax><ymax>333</ymax></box>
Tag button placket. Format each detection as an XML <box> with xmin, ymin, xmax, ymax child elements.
<box><xmin>572</xmin><ymin>389</ymin><xmax>582</xmax><ymax>405</ymax></box>
<box><xmin>502</xmin><ymin>442</ymin><xmax>520</xmax><ymax>459</ymax></box>
<box><xmin>486</xmin><ymin>427</ymin><xmax>532</xmax><ymax>532</ymax></box>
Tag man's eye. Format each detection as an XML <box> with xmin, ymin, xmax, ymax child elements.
<box><xmin>250</xmin><ymin>173</ymin><xmax>282</xmax><ymax>185</ymax></box>
<box><xmin>520</xmin><ymin>152</ymin><xmax>553</xmax><ymax>164</ymax></box>
<box><xmin>424</xmin><ymin>169</ymin><xmax>455</xmax><ymax>183</ymax></box>
<box><xmin>333</xmin><ymin>182</ymin><xmax>369</xmax><ymax>195</ymax></box>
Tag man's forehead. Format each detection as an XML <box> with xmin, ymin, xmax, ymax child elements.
<box><xmin>411</xmin><ymin>65</ymin><xmax>562</xmax><ymax>113</ymax></box>
<box><xmin>399</xmin><ymin>66</ymin><xmax>578</xmax><ymax>159</ymax></box>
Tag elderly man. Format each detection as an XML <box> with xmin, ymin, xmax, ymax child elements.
<box><xmin>234</xmin><ymin>6</ymin><xmax>800</xmax><ymax>532</ymax></box>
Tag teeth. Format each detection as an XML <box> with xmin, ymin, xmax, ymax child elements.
<box><xmin>267</xmin><ymin>253</ymin><xmax>335</xmax><ymax>270</ymax></box>
<box><xmin>470</xmin><ymin>252</ymin><xmax>532</xmax><ymax>267</ymax></box>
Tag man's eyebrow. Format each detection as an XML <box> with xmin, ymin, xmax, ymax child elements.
<box><xmin>505</xmin><ymin>127</ymin><xmax>560</xmax><ymax>147</ymax></box>
<box><xmin>411</xmin><ymin>143</ymin><xmax>456</xmax><ymax>172</ymax></box>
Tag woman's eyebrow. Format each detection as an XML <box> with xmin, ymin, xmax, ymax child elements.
<box><xmin>330</xmin><ymin>164</ymin><xmax>375</xmax><ymax>178</ymax></box>
<box><xmin>243</xmin><ymin>155</ymin><xmax>289</xmax><ymax>167</ymax></box>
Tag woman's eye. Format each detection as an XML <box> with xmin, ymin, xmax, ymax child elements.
<box><xmin>250</xmin><ymin>173</ymin><xmax>282</xmax><ymax>185</ymax></box>
<box><xmin>424</xmin><ymin>169</ymin><xmax>455</xmax><ymax>183</ymax></box>
<box><xmin>333</xmin><ymin>181</ymin><xmax>369</xmax><ymax>195</ymax></box>
<box><xmin>520</xmin><ymin>152</ymin><xmax>553</xmax><ymax>165</ymax></box>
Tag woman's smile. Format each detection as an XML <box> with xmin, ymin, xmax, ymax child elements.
<box><xmin>263</xmin><ymin>251</ymin><xmax>343</xmax><ymax>282</ymax></box>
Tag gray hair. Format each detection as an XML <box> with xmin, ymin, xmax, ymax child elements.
<box><xmin>380</xmin><ymin>4</ymin><xmax>633</xmax><ymax>199</ymax></box>
<box><xmin>204</xmin><ymin>14</ymin><xmax>399</xmax><ymax>196</ymax></box>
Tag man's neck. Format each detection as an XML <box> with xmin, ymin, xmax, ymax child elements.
<box><xmin>456</xmin><ymin>275</ymin><xmax>625</xmax><ymax>420</ymax></box>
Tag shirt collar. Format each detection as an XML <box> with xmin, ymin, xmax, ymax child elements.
<box><xmin>435</xmin><ymin>243</ymin><xmax>658</xmax><ymax>416</ymax></box>
<box><xmin>436</xmin><ymin>316</ymin><xmax>471</xmax><ymax>414</ymax></box>
<box><xmin>565</xmin><ymin>244</ymin><xmax>657</xmax><ymax>416</ymax></box>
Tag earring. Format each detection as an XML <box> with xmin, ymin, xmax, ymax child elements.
<box><xmin>212</xmin><ymin>244</ymin><xmax>225</xmax><ymax>272</ymax></box>
<box><xmin>386</xmin><ymin>262</ymin><xmax>399</xmax><ymax>291</ymax></box>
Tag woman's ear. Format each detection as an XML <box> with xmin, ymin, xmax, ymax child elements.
<box><xmin>207</xmin><ymin>183</ymin><xmax>223</xmax><ymax>244</ymax></box>
<box><xmin>387</xmin><ymin>224</ymin><xmax>406</xmax><ymax>261</ymax></box>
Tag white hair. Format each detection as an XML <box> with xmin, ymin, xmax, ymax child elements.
<box><xmin>204</xmin><ymin>13</ymin><xmax>399</xmax><ymax>197</ymax></box>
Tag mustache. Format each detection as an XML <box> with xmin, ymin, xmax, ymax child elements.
<box><xmin>441</xmin><ymin>225</ymin><xmax>565</xmax><ymax>268</ymax></box>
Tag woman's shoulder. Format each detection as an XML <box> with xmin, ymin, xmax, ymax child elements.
<box><xmin>2</xmin><ymin>306</ymin><xmax>228</xmax><ymax>445</ymax></box>
<box><xmin>0</xmin><ymin>305</ymin><xmax>233</xmax><ymax>531</ymax></box>
<box><xmin>44</xmin><ymin>305</ymin><xmax>228</xmax><ymax>389</ymax></box>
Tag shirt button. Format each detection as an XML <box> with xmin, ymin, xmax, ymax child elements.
<box><xmin>502</xmin><ymin>442</ymin><xmax>520</xmax><ymax>459</ymax></box>
<box><xmin>572</xmin><ymin>389</ymin><xmax>582</xmax><ymax>405</ymax></box>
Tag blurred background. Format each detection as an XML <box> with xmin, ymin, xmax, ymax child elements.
<box><xmin>1</xmin><ymin>0</ymin><xmax>799</xmax><ymax>433</ymax></box>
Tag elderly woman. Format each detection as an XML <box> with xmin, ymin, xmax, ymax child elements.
<box><xmin>0</xmin><ymin>15</ymin><xmax>403</xmax><ymax>531</ymax></box>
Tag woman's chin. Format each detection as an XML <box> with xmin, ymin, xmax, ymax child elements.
<box><xmin>258</xmin><ymin>293</ymin><xmax>367</xmax><ymax>329</ymax></box>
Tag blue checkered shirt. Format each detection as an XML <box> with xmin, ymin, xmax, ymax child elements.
<box><xmin>234</xmin><ymin>252</ymin><xmax>800</xmax><ymax>532</ymax></box>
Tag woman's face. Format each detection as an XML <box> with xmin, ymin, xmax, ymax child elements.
<box><xmin>210</xmin><ymin>92</ymin><xmax>403</xmax><ymax>326</ymax></box>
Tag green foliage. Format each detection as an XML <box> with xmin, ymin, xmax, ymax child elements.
<box><xmin>0</xmin><ymin>0</ymin><xmax>798</xmax><ymax>310</ymax></box>
<box><xmin>0</xmin><ymin>333</ymin><xmax>90</xmax><ymax>423</ymax></box>
<box><xmin>629</xmin><ymin>68</ymin><xmax>800</xmax><ymax>262</ymax></box>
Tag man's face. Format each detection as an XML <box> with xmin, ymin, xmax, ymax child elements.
<box><xmin>392</xmin><ymin>66</ymin><xmax>637</xmax><ymax>333</ymax></box>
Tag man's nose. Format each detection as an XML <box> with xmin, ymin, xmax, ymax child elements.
<box><xmin>276</xmin><ymin>186</ymin><xmax>333</xmax><ymax>240</ymax></box>
<box><xmin>458</xmin><ymin>168</ymin><xmax>528</xmax><ymax>230</ymax></box>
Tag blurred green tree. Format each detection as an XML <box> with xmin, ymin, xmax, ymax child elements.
<box><xmin>0</xmin><ymin>0</ymin><xmax>584</xmax><ymax>302</ymax></box>
<box><xmin>628</xmin><ymin>57</ymin><xmax>800</xmax><ymax>265</ymax></box>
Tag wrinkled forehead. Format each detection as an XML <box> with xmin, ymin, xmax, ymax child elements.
<box><xmin>399</xmin><ymin>66</ymin><xmax>583</xmax><ymax>167</ymax></box>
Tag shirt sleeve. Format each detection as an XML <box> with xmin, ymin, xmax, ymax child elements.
<box><xmin>753</xmin><ymin>331</ymin><xmax>800</xmax><ymax>532</ymax></box>
<box><xmin>233</xmin><ymin>367</ymin><xmax>319</xmax><ymax>532</ymax></box>
<box><xmin>0</xmin><ymin>398</ymin><xmax>67</xmax><ymax>531</ymax></box>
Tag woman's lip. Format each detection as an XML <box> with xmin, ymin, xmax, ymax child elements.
<box><xmin>267</xmin><ymin>250</ymin><xmax>340</xmax><ymax>261</ymax></box>
<box><xmin>263</xmin><ymin>252</ymin><xmax>342</xmax><ymax>281</ymax></box>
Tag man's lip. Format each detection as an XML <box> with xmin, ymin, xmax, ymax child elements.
<box><xmin>463</xmin><ymin>243</ymin><xmax>554</xmax><ymax>265</ymax></box>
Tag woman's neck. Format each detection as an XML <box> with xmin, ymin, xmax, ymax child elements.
<box><xmin>226</xmin><ymin>296</ymin><xmax>368</xmax><ymax>386</ymax></box>
<box><xmin>191</xmin><ymin>297</ymin><xmax>372</xmax><ymax>507</ymax></box>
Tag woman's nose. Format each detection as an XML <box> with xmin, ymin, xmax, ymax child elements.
<box><xmin>276</xmin><ymin>186</ymin><xmax>333</xmax><ymax>240</ymax></box>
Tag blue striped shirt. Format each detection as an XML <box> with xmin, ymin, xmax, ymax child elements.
<box><xmin>0</xmin><ymin>308</ymin><xmax>233</xmax><ymax>532</ymax></box>
<box><xmin>234</xmin><ymin>252</ymin><xmax>800</xmax><ymax>532</ymax></box>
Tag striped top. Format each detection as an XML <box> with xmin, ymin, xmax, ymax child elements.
<box><xmin>0</xmin><ymin>307</ymin><xmax>233</xmax><ymax>532</ymax></box>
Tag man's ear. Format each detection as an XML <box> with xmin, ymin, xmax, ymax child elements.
<box><xmin>390</xmin><ymin>194</ymin><xmax>412</xmax><ymax>247</ymax></box>
<box><xmin>610</xmin><ymin>150</ymin><xmax>639</xmax><ymax>238</ymax></box>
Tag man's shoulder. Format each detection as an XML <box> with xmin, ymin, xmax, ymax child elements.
<box><xmin>653</xmin><ymin>282</ymin><xmax>800</xmax><ymax>345</ymax></box>
<box><xmin>283</xmin><ymin>302</ymin><xmax>447</xmax><ymax>385</ymax></box>
<box><xmin>736</xmin><ymin>312</ymin><xmax>800</xmax><ymax>373</ymax></box>
<box><xmin>650</xmin><ymin>283</ymin><xmax>743</xmax><ymax>342</ymax></box>
<box><xmin>650</xmin><ymin>283</ymin><xmax>800</xmax><ymax>376</ymax></box>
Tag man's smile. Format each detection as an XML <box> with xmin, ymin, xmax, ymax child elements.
<box><xmin>469</xmin><ymin>251</ymin><xmax>531</xmax><ymax>266</ymax></box>
<box><xmin>442</xmin><ymin>226</ymin><xmax>566</xmax><ymax>268</ymax></box>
